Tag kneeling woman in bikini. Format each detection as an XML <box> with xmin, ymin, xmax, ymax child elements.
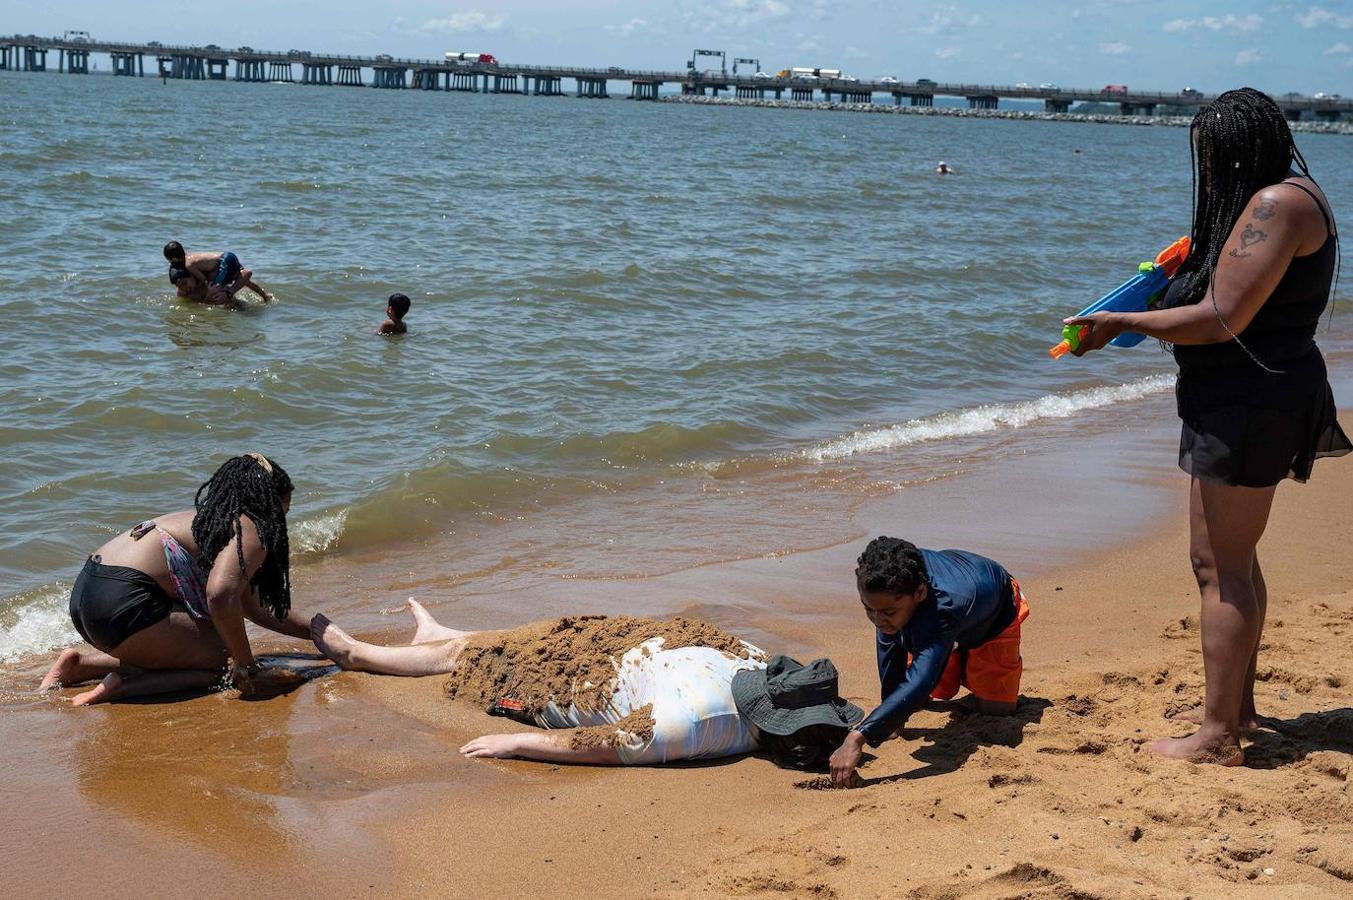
<box><xmin>311</xmin><ymin>606</ymin><xmax>863</xmax><ymax>772</ymax></box>
<box><xmin>41</xmin><ymin>454</ymin><xmax>317</xmax><ymax>705</ymax></box>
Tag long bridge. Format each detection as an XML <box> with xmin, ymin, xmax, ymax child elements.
<box><xmin>3</xmin><ymin>33</ymin><xmax>1350</xmax><ymax>121</ymax></box>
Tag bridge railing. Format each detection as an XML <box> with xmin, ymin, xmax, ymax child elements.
<box><xmin>3</xmin><ymin>35</ymin><xmax>1349</xmax><ymax>110</ymax></box>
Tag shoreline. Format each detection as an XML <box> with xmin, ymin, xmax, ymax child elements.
<box><xmin>8</xmin><ymin>404</ymin><xmax>1352</xmax><ymax>895</ymax></box>
<box><xmin>658</xmin><ymin>94</ymin><xmax>1353</xmax><ymax>136</ymax></box>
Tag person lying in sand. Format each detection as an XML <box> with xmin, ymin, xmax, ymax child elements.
<box><xmin>40</xmin><ymin>454</ymin><xmax>319</xmax><ymax>705</ymax></box>
<box><xmin>829</xmin><ymin>536</ymin><xmax>1030</xmax><ymax>787</ymax></box>
<box><xmin>163</xmin><ymin>240</ymin><xmax>272</xmax><ymax>304</ymax></box>
<box><xmin>312</xmin><ymin>607</ymin><xmax>863</xmax><ymax>770</ymax></box>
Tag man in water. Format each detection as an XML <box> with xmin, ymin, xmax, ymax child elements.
<box><xmin>936</xmin><ymin>161</ymin><xmax>954</xmax><ymax>175</ymax></box>
<box><xmin>163</xmin><ymin>240</ymin><xmax>272</xmax><ymax>303</ymax></box>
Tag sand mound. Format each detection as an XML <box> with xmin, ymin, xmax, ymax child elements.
<box><xmin>444</xmin><ymin>615</ymin><xmax>756</xmax><ymax>715</ymax></box>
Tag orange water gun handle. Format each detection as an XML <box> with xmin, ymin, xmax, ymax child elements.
<box><xmin>1154</xmin><ymin>235</ymin><xmax>1191</xmax><ymax>278</ymax></box>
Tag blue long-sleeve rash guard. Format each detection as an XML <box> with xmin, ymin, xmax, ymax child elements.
<box><xmin>856</xmin><ymin>548</ymin><xmax>1015</xmax><ymax>747</ymax></box>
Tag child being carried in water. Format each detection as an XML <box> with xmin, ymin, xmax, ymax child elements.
<box><xmin>828</xmin><ymin>536</ymin><xmax>1031</xmax><ymax>787</ymax></box>
<box><xmin>163</xmin><ymin>240</ymin><xmax>272</xmax><ymax>304</ymax></box>
<box><xmin>375</xmin><ymin>292</ymin><xmax>411</xmax><ymax>335</ymax></box>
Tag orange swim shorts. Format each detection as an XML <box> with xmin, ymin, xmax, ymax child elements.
<box><xmin>930</xmin><ymin>578</ymin><xmax>1030</xmax><ymax>705</ymax></box>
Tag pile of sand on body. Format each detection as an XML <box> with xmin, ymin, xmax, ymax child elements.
<box><xmin>444</xmin><ymin>615</ymin><xmax>758</xmax><ymax>749</ymax></box>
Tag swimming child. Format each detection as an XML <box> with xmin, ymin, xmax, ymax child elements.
<box><xmin>376</xmin><ymin>292</ymin><xmax>411</xmax><ymax>335</ymax></box>
<box><xmin>163</xmin><ymin>240</ymin><xmax>272</xmax><ymax>303</ymax></box>
<box><xmin>828</xmin><ymin>536</ymin><xmax>1030</xmax><ymax>787</ymax></box>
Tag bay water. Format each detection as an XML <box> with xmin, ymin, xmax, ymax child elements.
<box><xmin>1</xmin><ymin>70</ymin><xmax>1349</xmax><ymax>660</ymax></box>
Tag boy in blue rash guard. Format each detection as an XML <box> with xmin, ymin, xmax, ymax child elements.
<box><xmin>828</xmin><ymin>536</ymin><xmax>1031</xmax><ymax>787</ymax></box>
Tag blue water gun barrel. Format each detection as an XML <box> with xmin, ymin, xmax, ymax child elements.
<box><xmin>1049</xmin><ymin>236</ymin><xmax>1191</xmax><ymax>359</ymax></box>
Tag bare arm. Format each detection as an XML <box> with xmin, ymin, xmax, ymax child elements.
<box><xmin>204</xmin><ymin>516</ymin><xmax>268</xmax><ymax>668</ymax></box>
<box><xmin>459</xmin><ymin>732</ymin><xmax>624</xmax><ymax>765</ymax></box>
<box><xmin>241</xmin><ymin>588</ymin><xmax>312</xmax><ymax>640</ymax></box>
<box><xmin>1069</xmin><ymin>187</ymin><xmax>1311</xmax><ymax>352</ymax></box>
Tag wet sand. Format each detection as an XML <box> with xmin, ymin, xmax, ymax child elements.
<box><xmin>4</xmin><ymin>407</ymin><xmax>1351</xmax><ymax>897</ymax></box>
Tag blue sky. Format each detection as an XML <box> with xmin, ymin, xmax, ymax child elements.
<box><xmin>7</xmin><ymin>1</ymin><xmax>1351</xmax><ymax>94</ymax></box>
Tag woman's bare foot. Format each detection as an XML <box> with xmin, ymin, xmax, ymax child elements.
<box><xmin>407</xmin><ymin>599</ymin><xmax>466</xmax><ymax>645</ymax></box>
<box><xmin>71</xmin><ymin>673</ymin><xmax>124</xmax><ymax>707</ymax></box>
<box><xmin>311</xmin><ymin>614</ymin><xmax>358</xmax><ymax>669</ymax></box>
<box><xmin>40</xmin><ymin>648</ymin><xmax>84</xmax><ymax>690</ymax></box>
<box><xmin>1149</xmin><ymin>729</ymin><xmax>1245</xmax><ymax>766</ymax></box>
<box><xmin>1169</xmin><ymin>706</ymin><xmax>1261</xmax><ymax>735</ymax></box>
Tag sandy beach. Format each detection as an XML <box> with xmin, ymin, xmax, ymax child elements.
<box><xmin>4</xmin><ymin>404</ymin><xmax>1350</xmax><ymax>899</ymax></box>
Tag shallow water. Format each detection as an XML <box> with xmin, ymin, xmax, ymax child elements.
<box><xmin>1</xmin><ymin>70</ymin><xmax>1350</xmax><ymax>658</ymax></box>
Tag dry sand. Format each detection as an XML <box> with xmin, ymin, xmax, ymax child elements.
<box><xmin>4</xmin><ymin>419</ymin><xmax>1351</xmax><ymax>898</ymax></box>
<box><xmin>361</xmin><ymin>457</ymin><xmax>1352</xmax><ymax>899</ymax></box>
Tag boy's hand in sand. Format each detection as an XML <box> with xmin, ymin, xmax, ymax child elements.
<box><xmin>460</xmin><ymin>734</ymin><xmax>524</xmax><ymax>759</ymax></box>
<box><xmin>829</xmin><ymin>730</ymin><xmax>867</xmax><ymax>788</ymax></box>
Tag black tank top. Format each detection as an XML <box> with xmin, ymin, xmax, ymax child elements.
<box><xmin>1170</xmin><ymin>179</ymin><xmax>1337</xmax><ymax>371</ymax></box>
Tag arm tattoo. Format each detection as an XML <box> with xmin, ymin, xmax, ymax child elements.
<box><xmin>1228</xmin><ymin>222</ymin><xmax>1269</xmax><ymax>258</ymax></box>
<box><xmin>1253</xmin><ymin>198</ymin><xmax>1276</xmax><ymax>221</ymax></box>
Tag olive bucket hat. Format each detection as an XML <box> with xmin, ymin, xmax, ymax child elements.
<box><xmin>731</xmin><ymin>655</ymin><xmax>864</xmax><ymax>736</ymax></box>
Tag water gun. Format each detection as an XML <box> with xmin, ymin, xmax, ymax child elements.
<box><xmin>1049</xmin><ymin>236</ymin><xmax>1191</xmax><ymax>359</ymax></box>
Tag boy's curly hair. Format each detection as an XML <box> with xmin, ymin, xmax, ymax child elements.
<box><xmin>855</xmin><ymin>536</ymin><xmax>929</xmax><ymax>596</ymax></box>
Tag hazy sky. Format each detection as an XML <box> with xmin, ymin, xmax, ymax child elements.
<box><xmin>7</xmin><ymin>1</ymin><xmax>1351</xmax><ymax>94</ymax></box>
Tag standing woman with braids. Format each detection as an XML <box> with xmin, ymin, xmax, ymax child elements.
<box><xmin>1066</xmin><ymin>88</ymin><xmax>1350</xmax><ymax>765</ymax></box>
<box><xmin>40</xmin><ymin>454</ymin><xmax>318</xmax><ymax>705</ymax></box>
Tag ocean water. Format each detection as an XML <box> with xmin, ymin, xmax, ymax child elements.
<box><xmin>1</xmin><ymin>70</ymin><xmax>1349</xmax><ymax>660</ymax></box>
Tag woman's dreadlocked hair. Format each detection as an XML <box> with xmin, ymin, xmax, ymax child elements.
<box><xmin>193</xmin><ymin>454</ymin><xmax>294</xmax><ymax>620</ymax></box>
<box><xmin>1168</xmin><ymin>87</ymin><xmax>1332</xmax><ymax>372</ymax></box>
<box><xmin>855</xmin><ymin>536</ymin><xmax>930</xmax><ymax>597</ymax></box>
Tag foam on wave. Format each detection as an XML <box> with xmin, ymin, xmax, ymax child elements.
<box><xmin>805</xmin><ymin>374</ymin><xmax>1174</xmax><ymax>462</ymax></box>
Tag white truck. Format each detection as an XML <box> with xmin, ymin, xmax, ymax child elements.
<box><xmin>445</xmin><ymin>51</ymin><xmax>498</xmax><ymax>65</ymax></box>
<box><xmin>790</xmin><ymin>67</ymin><xmax>842</xmax><ymax>80</ymax></box>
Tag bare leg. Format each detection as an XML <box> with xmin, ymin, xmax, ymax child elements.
<box><xmin>311</xmin><ymin>613</ymin><xmax>464</xmax><ymax>676</ymax></box>
<box><xmin>1151</xmin><ymin>479</ymin><xmax>1275</xmax><ymax>766</ymax></box>
<box><xmin>40</xmin><ymin>646</ymin><xmax>124</xmax><ymax>690</ymax></box>
<box><xmin>66</xmin><ymin>610</ymin><xmax>228</xmax><ymax>706</ymax></box>
<box><xmin>1173</xmin><ymin>554</ymin><xmax>1265</xmax><ymax>735</ymax></box>
<box><xmin>973</xmin><ymin>697</ymin><xmax>1018</xmax><ymax>716</ymax></box>
<box><xmin>407</xmin><ymin>599</ymin><xmax>469</xmax><ymax>644</ymax></box>
<box><xmin>72</xmin><ymin>669</ymin><xmax>221</xmax><ymax>706</ymax></box>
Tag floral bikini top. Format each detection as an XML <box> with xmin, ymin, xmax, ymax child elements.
<box><xmin>130</xmin><ymin>520</ymin><xmax>210</xmax><ymax>619</ymax></box>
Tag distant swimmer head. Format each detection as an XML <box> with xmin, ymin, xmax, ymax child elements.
<box><xmin>936</xmin><ymin>161</ymin><xmax>953</xmax><ymax>174</ymax></box>
<box><xmin>163</xmin><ymin>240</ymin><xmax>185</xmax><ymax>265</ymax></box>
<box><xmin>387</xmin><ymin>292</ymin><xmax>412</xmax><ymax>321</ymax></box>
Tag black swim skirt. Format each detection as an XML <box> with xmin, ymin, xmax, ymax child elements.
<box><xmin>1176</xmin><ymin>347</ymin><xmax>1352</xmax><ymax>488</ymax></box>
<box><xmin>69</xmin><ymin>556</ymin><xmax>174</xmax><ymax>652</ymax></box>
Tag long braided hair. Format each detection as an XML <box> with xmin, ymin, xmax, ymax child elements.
<box><xmin>1169</xmin><ymin>87</ymin><xmax>1335</xmax><ymax>371</ymax></box>
<box><xmin>192</xmin><ymin>454</ymin><xmax>294</xmax><ymax>620</ymax></box>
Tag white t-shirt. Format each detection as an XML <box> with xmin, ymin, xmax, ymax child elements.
<box><xmin>533</xmin><ymin>637</ymin><xmax>767</xmax><ymax>764</ymax></box>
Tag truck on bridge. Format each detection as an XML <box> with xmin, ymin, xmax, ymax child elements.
<box><xmin>790</xmin><ymin>67</ymin><xmax>842</xmax><ymax>80</ymax></box>
<box><xmin>445</xmin><ymin>51</ymin><xmax>498</xmax><ymax>65</ymax></box>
